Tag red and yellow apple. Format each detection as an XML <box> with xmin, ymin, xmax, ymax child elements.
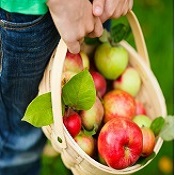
<box><xmin>141</xmin><ymin>127</ymin><xmax>156</xmax><ymax>157</ymax></box>
<box><xmin>97</xmin><ymin>117</ymin><xmax>143</xmax><ymax>169</ymax></box>
<box><xmin>133</xmin><ymin>115</ymin><xmax>155</xmax><ymax>157</ymax></box>
<box><xmin>63</xmin><ymin>51</ymin><xmax>83</xmax><ymax>73</ymax></box>
<box><xmin>62</xmin><ymin>51</ymin><xmax>84</xmax><ymax>83</ymax></box>
<box><xmin>90</xmin><ymin>71</ymin><xmax>107</xmax><ymax>98</ymax></box>
<box><xmin>135</xmin><ymin>100</ymin><xmax>147</xmax><ymax>115</ymax></box>
<box><xmin>103</xmin><ymin>89</ymin><xmax>136</xmax><ymax>123</ymax></box>
<box><xmin>74</xmin><ymin>131</ymin><xmax>95</xmax><ymax>157</ymax></box>
<box><xmin>80</xmin><ymin>96</ymin><xmax>104</xmax><ymax>131</ymax></box>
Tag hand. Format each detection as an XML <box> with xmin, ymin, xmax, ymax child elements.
<box><xmin>47</xmin><ymin>0</ymin><xmax>103</xmax><ymax>54</ymax></box>
<box><xmin>92</xmin><ymin>0</ymin><xmax>133</xmax><ymax>23</ymax></box>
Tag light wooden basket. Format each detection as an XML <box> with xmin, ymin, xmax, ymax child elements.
<box><xmin>39</xmin><ymin>11</ymin><xmax>167</xmax><ymax>175</ymax></box>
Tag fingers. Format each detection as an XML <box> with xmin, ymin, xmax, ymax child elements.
<box><xmin>88</xmin><ymin>17</ymin><xmax>103</xmax><ymax>38</ymax></box>
<box><xmin>66</xmin><ymin>40</ymin><xmax>81</xmax><ymax>54</ymax></box>
<box><xmin>93</xmin><ymin>0</ymin><xmax>105</xmax><ymax>17</ymax></box>
<box><xmin>128</xmin><ymin>0</ymin><xmax>133</xmax><ymax>10</ymax></box>
<box><xmin>66</xmin><ymin>17</ymin><xmax>103</xmax><ymax>54</ymax></box>
<box><xmin>95</xmin><ymin>0</ymin><xmax>134</xmax><ymax>22</ymax></box>
<box><xmin>121</xmin><ymin>0</ymin><xmax>133</xmax><ymax>16</ymax></box>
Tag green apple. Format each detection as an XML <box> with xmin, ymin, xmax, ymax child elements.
<box><xmin>133</xmin><ymin>114</ymin><xmax>152</xmax><ymax>128</ymax></box>
<box><xmin>113</xmin><ymin>67</ymin><xmax>141</xmax><ymax>97</ymax></box>
<box><xmin>94</xmin><ymin>42</ymin><xmax>128</xmax><ymax>80</ymax></box>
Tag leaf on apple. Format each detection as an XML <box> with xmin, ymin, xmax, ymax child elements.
<box><xmin>159</xmin><ymin>115</ymin><xmax>174</xmax><ymax>141</ymax></box>
<box><xmin>150</xmin><ymin>115</ymin><xmax>174</xmax><ymax>141</ymax></box>
<box><xmin>22</xmin><ymin>92</ymin><xmax>53</xmax><ymax>127</ymax></box>
<box><xmin>150</xmin><ymin>116</ymin><xmax>165</xmax><ymax>136</ymax></box>
<box><xmin>62</xmin><ymin>69</ymin><xmax>96</xmax><ymax>110</ymax></box>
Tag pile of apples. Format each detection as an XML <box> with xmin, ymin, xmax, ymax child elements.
<box><xmin>62</xmin><ymin>42</ymin><xmax>156</xmax><ymax>170</ymax></box>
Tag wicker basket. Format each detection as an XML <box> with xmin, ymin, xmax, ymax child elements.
<box><xmin>39</xmin><ymin>11</ymin><xmax>167</xmax><ymax>175</ymax></box>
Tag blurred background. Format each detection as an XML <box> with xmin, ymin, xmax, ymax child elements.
<box><xmin>40</xmin><ymin>0</ymin><xmax>174</xmax><ymax>174</ymax></box>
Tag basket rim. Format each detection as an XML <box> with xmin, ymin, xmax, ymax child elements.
<box><xmin>42</xmin><ymin>40</ymin><xmax>167</xmax><ymax>174</ymax></box>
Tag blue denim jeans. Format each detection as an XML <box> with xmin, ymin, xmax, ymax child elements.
<box><xmin>0</xmin><ymin>9</ymin><xmax>60</xmax><ymax>175</ymax></box>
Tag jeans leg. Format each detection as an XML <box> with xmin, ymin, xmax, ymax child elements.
<box><xmin>0</xmin><ymin>9</ymin><xmax>60</xmax><ymax>175</ymax></box>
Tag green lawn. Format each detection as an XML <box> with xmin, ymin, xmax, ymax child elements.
<box><xmin>40</xmin><ymin>0</ymin><xmax>174</xmax><ymax>174</ymax></box>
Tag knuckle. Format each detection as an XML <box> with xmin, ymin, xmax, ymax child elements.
<box><xmin>86</xmin><ymin>25</ymin><xmax>94</xmax><ymax>34</ymax></box>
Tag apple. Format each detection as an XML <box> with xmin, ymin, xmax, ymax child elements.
<box><xmin>133</xmin><ymin>114</ymin><xmax>152</xmax><ymax>128</ymax></box>
<box><xmin>113</xmin><ymin>67</ymin><xmax>141</xmax><ymax>97</ymax></box>
<box><xmin>74</xmin><ymin>131</ymin><xmax>95</xmax><ymax>157</ymax></box>
<box><xmin>94</xmin><ymin>42</ymin><xmax>128</xmax><ymax>80</ymax></box>
<box><xmin>103</xmin><ymin>89</ymin><xmax>136</xmax><ymax>123</ymax></box>
<box><xmin>98</xmin><ymin>117</ymin><xmax>143</xmax><ymax>169</ymax></box>
<box><xmin>62</xmin><ymin>71</ymin><xmax>77</xmax><ymax>85</ymax></box>
<box><xmin>63</xmin><ymin>109</ymin><xmax>82</xmax><ymax>138</ymax></box>
<box><xmin>141</xmin><ymin>127</ymin><xmax>156</xmax><ymax>157</ymax></box>
<box><xmin>80</xmin><ymin>96</ymin><xmax>104</xmax><ymax>131</ymax></box>
<box><xmin>63</xmin><ymin>51</ymin><xmax>83</xmax><ymax>73</ymax></box>
<box><xmin>132</xmin><ymin>115</ymin><xmax>155</xmax><ymax>157</ymax></box>
<box><xmin>98</xmin><ymin>154</ymin><xmax>107</xmax><ymax>165</ymax></box>
<box><xmin>135</xmin><ymin>100</ymin><xmax>147</xmax><ymax>115</ymax></box>
<box><xmin>90</xmin><ymin>71</ymin><xmax>107</xmax><ymax>98</ymax></box>
<box><xmin>80</xmin><ymin>51</ymin><xmax>90</xmax><ymax>69</ymax></box>
<box><xmin>62</xmin><ymin>51</ymin><xmax>84</xmax><ymax>84</ymax></box>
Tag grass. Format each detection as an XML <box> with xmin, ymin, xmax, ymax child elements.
<box><xmin>40</xmin><ymin>0</ymin><xmax>174</xmax><ymax>174</ymax></box>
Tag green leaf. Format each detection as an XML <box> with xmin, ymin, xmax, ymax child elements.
<box><xmin>150</xmin><ymin>116</ymin><xmax>165</xmax><ymax>136</ymax></box>
<box><xmin>82</xmin><ymin>124</ymin><xmax>98</xmax><ymax>136</ymax></box>
<box><xmin>62</xmin><ymin>69</ymin><xmax>96</xmax><ymax>110</ymax></box>
<box><xmin>84</xmin><ymin>37</ymin><xmax>100</xmax><ymax>45</ymax></box>
<box><xmin>22</xmin><ymin>92</ymin><xmax>53</xmax><ymax>127</ymax></box>
<box><xmin>110</xmin><ymin>23</ymin><xmax>131</xmax><ymax>44</ymax></box>
<box><xmin>159</xmin><ymin>115</ymin><xmax>174</xmax><ymax>141</ymax></box>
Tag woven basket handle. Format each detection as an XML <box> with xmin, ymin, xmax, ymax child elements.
<box><xmin>126</xmin><ymin>10</ymin><xmax>150</xmax><ymax>66</ymax></box>
<box><xmin>50</xmin><ymin>10</ymin><xmax>149</xmax><ymax>148</ymax></box>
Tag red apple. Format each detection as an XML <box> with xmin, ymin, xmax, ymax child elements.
<box><xmin>63</xmin><ymin>109</ymin><xmax>82</xmax><ymax>138</ymax></box>
<box><xmin>90</xmin><ymin>71</ymin><xmax>107</xmax><ymax>98</ymax></box>
<box><xmin>98</xmin><ymin>117</ymin><xmax>143</xmax><ymax>169</ymax></box>
<box><xmin>141</xmin><ymin>127</ymin><xmax>156</xmax><ymax>157</ymax></box>
<box><xmin>74</xmin><ymin>131</ymin><xmax>95</xmax><ymax>157</ymax></box>
<box><xmin>103</xmin><ymin>89</ymin><xmax>136</xmax><ymax>123</ymax></box>
<box><xmin>113</xmin><ymin>67</ymin><xmax>141</xmax><ymax>97</ymax></box>
<box><xmin>63</xmin><ymin>51</ymin><xmax>83</xmax><ymax>73</ymax></box>
<box><xmin>135</xmin><ymin>100</ymin><xmax>147</xmax><ymax>115</ymax></box>
<box><xmin>80</xmin><ymin>96</ymin><xmax>104</xmax><ymax>131</ymax></box>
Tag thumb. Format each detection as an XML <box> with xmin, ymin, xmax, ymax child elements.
<box><xmin>92</xmin><ymin>0</ymin><xmax>105</xmax><ymax>17</ymax></box>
